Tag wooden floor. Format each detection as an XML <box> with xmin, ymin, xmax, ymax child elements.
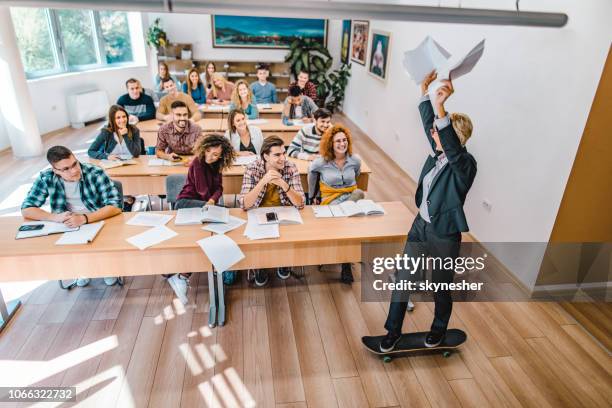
<box><xmin>0</xmin><ymin>116</ymin><xmax>610</xmax><ymax>407</ymax></box>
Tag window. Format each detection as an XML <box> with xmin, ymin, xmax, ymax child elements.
<box><xmin>10</xmin><ymin>7</ymin><xmax>138</xmax><ymax>78</ymax></box>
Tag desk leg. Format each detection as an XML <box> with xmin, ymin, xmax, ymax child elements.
<box><xmin>207</xmin><ymin>271</ymin><xmax>217</xmax><ymax>328</ymax></box>
<box><xmin>216</xmin><ymin>271</ymin><xmax>226</xmax><ymax>327</ymax></box>
<box><xmin>0</xmin><ymin>290</ymin><xmax>21</xmax><ymax>333</ymax></box>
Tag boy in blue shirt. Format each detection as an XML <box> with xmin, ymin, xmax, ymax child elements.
<box><xmin>250</xmin><ymin>64</ymin><xmax>277</xmax><ymax>104</ymax></box>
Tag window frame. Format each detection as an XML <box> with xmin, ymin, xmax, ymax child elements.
<box><xmin>21</xmin><ymin>8</ymin><xmax>137</xmax><ymax>79</ymax></box>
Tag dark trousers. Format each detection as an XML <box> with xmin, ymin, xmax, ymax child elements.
<box><xmin>384</xmin><ymin>214</ymin><xmax>461</xmax><ymax>335</ymax></box>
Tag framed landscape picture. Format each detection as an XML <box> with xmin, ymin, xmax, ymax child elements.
<box><xmin>350</xmin><ymin>20</ymin><xmax>369</xmax><ymax>65</ymax></box>
<box><xmin>212</xmin><ymin>15</ymin><xmax>327</xmax><ymax>49</ymax></box>
<box><xmin>340</xmin><ymin>20</ymin><xmax>351</xmax><ymax>64</ymax></box>
<box><xmin>368</xmin><ymin>30</ymin><xmax>391</xmax><ymax>82</ymax></box>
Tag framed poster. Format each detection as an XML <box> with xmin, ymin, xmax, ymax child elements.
<box><xmin>350</xmin><ymin>20</ymin><xmax>369</xmax><ymax>65</ymax></box>
<box><xmin>368</xmin><ymin>30</ymin><xmax>391</xmax><ymax>82</ymax></box>
<box><xmin>340</xmin><ymin>20</ymin><xmax>351</xmax><ymax>64</ymax></box>
<box><xmin>212</xmin><ymin>15</ymin><xmax>327</xmax><ymax>49</ymax></box>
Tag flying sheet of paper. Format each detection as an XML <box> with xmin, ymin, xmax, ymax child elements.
<box><xmin>55</xmin><ymin>221</ymin><xmax>105</xmax><ymax>245</ymax></box>
<box><xmin>126</xmin><ymin>225</ymin><xmax>178</xmax><ymax>250</ymax></box>
<box><xmin>127</xmin><ymin>213</ymin><xmax>174</xmax><ymax>227</ymax></box>
<box><xmin>197</xmin><ymin>234</ymin><xmax>245</xmax><ymax>272</ymax></box>
<box><xmin>203</xmin><ymin>215</ymin><xmax>246</xmax><ymax>234</ymax></box>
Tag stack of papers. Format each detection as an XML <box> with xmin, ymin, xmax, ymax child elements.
<box><xmin>127</xmin><ymin>213</ymin><xmax>174</xmax><ymax>227</ymax></box>
<box><xmin>16</xmin><ymin>221</ymin><xmax>77</xmax><ymax>240</ymax></box>
<box><xmin>233</xmin><ymin>156</ymin><xmax>258</xmax><ymax>166</ymax></box>
<box><xmin>244</xmin><ymin>210</ymin><xmax>279</xmax><ymax>240</ymax></box>
<box><xmin>126</xmin><ymin>225</ymin><xmax>178</xmax><ymax>250</ymax></box>
<box><xmin>255</xmin><ymin>206</ymin><xmax>303</xmax><ymax>225</ymax></box>
<box><xmin>99</xmin><ymin>159</ymin><xmax>137</xmax><ymax>169</ymax></box>
<box><xmin>203</xmin><ymin>215</ymin><xmax>246</xmax><ymax>234</ymax></box>
<box><xmin>56</xmin><ymin>221</ymin><xmax>105</xmax><ymax>245</ymax></box>
<box><xmin>312</xmin><ymin>200</ymin><xmax>385</xmax><ymax>218</ymax></box>
<box><xmin>175</xmin><ymin>205</ymin><xmax>229</xmax><ymax>225</ymax></box>
<box><xmin>196</xmin><ymin>234</ymin><xmax>245</xmax><ymax>272</ymax></box>
<box><xmin>148</xmin><ymin>158</ymin><xmax>184</xmax><ymax>166</ymax></box>
<box><xmin>247</xmin><ymin>119</ymin><xmax>268</xmax><ymax>125</ymax></box>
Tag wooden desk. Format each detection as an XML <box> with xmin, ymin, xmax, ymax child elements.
<box><xmin>200</xmin><ymin>103</ymin><xmax>283</xmax><ymax>118</ymax></box>
<box><xmin>137</xmin><ymin>118</ymin><xmax>225</xmax><ymax>147</ymax></box>
<box><xmin>93</xmin><ymin>156</ymin><xmax>371</xmax><ymax>196</ymax></box>
<box><xmin>0</xmin><ymin>202</ymin><xmax>410</xmax><ymax>326</ymax></box>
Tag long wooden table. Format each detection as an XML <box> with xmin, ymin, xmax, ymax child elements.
<box><xmin>0</xmin><ymin>202</ymin><xmax>411</xmax><ymax>327</ymax></box>
<box><xmin>200</xmin><ymin>103</ymin><xmax>283</xmax><ymax>118</ymax></box>
<box><xmin>90</xmin><ymin>155</ymin><xmax>371</xmax><ymax>196</ymax></box>
<box><xmin>137</xmin><ymin>117</ymin><xmax>303</xmax><ymax>147</ymax></box>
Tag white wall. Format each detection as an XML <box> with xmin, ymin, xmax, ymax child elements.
<box><xmin>342</xmin><ymin>0</ymin><xmax>612</xmax><ymax>289</ymax></box>
<box><xmin>0</xmin><ymin>114</ymin><xmax>9</xmax><ymax>151</ymax></box>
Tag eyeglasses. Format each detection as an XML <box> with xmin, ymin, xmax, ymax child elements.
<box><xmin>53</xmin><ymin>160</ymin><xmax>79</xmax><ymax>173</ymax></box>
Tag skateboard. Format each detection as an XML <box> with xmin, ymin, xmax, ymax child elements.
<box><xmin>362</xmin><ymin>329</ymin><xmax>467</xmax><ymax>362</ymax></box>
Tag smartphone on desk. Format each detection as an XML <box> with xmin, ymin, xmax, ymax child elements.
<box><xmin>266</xmin><ymin>212</ymin><xmax>278</xmax><ymax>223</ymax></box>
<box><xmin>19</xmin><ymin>224</ymin><xmax>44</xmax><ymax>232</ymax></box>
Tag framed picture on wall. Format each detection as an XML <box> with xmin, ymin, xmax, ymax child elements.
<box><xmin>340</xmin><ymin>20</ymin><xmax>351</xmax><ymax>64</ymax></box>
<box><xmin>368</xmin><ymin>30</ymin><xmax>391</xmax><ymax>82</ymax></box>
<box><xmin>350</xmin><ymin>20</ymin><xmax>369</xmax><ymax>65</ymax></box>
<box><xmin>211</xmin><ymin>15</ymin><xmax>327</xmax><ymax>49</ymax></box>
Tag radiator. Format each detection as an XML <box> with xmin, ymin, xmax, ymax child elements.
<box><xmin>66</xmin><ymin>89</ymin><xmax>110</xmax><ymax>128</ymax></box>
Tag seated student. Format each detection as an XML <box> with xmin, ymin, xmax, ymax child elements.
<box><xmin>229</xmin><ymin>79</ymin><xmax>259</xmax><ymax>119</ymax></box>
<box><xmin>206</xmin><ymin>73</ymin><xmax>234</xmax><ymax>105</ymax></box>
<box><xmin>225</xmin><ymin>109</ymin><xmax>264</xmax><ymax>156</ymax></box>
<box><xmin>287</xmin><ymin>108</ymin><xmax>332</xmax><ymax>160</ymax></box>
<box><xmin>155</xmin><ymin>61</ymin><xmax>179</xmax><ymax>93</ymax></box>
<box><xmin>282</xmin><ymin>85</ymin><xmax>318</xmax><ymax>124</ymax></box>
<box><xmin>21</xmin><ymin>146</ymin><xmax>122</xmax><ymax>287</ymax></box>
<box><xmin>182</xmin><ymin>68</ymin><xmax>207</xmax><ymax>105</ymax></box>
<box><xmin>308</xmin><ymin>124</ymin><xmax>364</xmax><ymax>284</ymax></box>
<box><xmin>250</xmin><ymin>64</ymin><xmax>277</xmax><ymax>104</ymax></box>
<box><xmin>156</xmin><ymin>78</ymin><xmax>201</xmax><ymax>122</ymax></box>
<box><xmin>88</xmin><ymin>105</ymin><xmax>142</xmax><ymax>160</ymax></box>
<box><xmin>289</xmin><ymin>69</ymin><xmax>318</xmax><ymax>102</ymax></box>
<box><xmin>156</xmin><ymin>101</ymin><xmax>202</xmax><ymax>162</ymax></box>
<box><xmin>165</xmin><ymin>134</ymin><xmax>236</xmax><ymax>303</ymax></box>
<box><xmin>239</xmin><ymin>136</ymin><xmax>305</xmax><ymax>286</ymax></box>
<box><xmin>116</xmin><ymin>78</ymin><xmax>155</xmax><ymax>123</ymax></box>
<box><xmin>202</xmin><ymin>61</ymin><xmax>216</xmax><ymax>91</ymax></box>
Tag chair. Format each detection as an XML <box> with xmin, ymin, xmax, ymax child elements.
<box><xmin>166</xmin><ymin>174</ymin><xmax>187</xmax><ymax>210</ymax></box>
<box><xmin>58</xmin><ymin>180</ymin><xmax>125</xmax><ymax>290</ymax></box>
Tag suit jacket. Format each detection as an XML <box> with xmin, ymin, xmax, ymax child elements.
<box><xmin>415</xmin><ymin>98</ymin><xmax>477</xmax><ymax>235</ymax></box>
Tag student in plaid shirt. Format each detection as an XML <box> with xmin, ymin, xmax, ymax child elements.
<box><xmin>21</xmin><ymin>146</ymin><xmax>122</xmax><ymax>287</ymax></box>
<box><xmin>238</xmin><ymin>136</ymin><xmax>305</xmax><ymax>286</ymax></box>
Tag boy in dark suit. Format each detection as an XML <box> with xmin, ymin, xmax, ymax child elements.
<box><xmin>380</xmin><ymin>71</ymin><xmax>477</xmax><ymax>351</ymax></box>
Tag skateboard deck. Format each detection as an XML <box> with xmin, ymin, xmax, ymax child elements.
<box><xmin>362</xmin><ymin>329</ymin><xmax>467</xmax><ymax>361</ymax></box>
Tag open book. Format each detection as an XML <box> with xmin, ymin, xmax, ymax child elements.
<box><xmin>175</xmin><ymin>205</ymin><xmax>229</xmax><ymax>225</ymax></box>
<box><xmin>99</xmin><ymin>159</ymin><xmax>137</xmax><ymax>169</ymax></box>
<box><xmin>312</xmin><ymin>200</ymin><xmax>385</xmax><ymax>218</ymax></box>
<box><xmin>255</xmin><ymin>206</ymin><xmax>303</xmax><ymax>225</ymax></box>
<box><xmin>56</xmin><ymin>221</ymin><xmax>105</xmax><ymax>245</ymax></box>
<box><xmin>16</xmin><ymin>221</ymin><xmax>78</xmax><ymax>240</ymax></box>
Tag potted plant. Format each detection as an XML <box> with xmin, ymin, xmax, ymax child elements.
<box><xmin>323</xmin><ymin>63</ymin><xmax>352</xmax><ymax>113</ymax></box>
<box><xmin>146</xmin><ymin>18</ymin><xmax>168</xmax><ymax>50</ymax></box>
<box><xmin>285</xmin><ymin>38</ymin><xmax>332</xmax><ymax>105</ymax></box>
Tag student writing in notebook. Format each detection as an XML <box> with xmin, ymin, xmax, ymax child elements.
<box><xmin>308</xmin><ymin>124</ymin><xmax>364</xmax><ymax>284</ymax></box>
<box><xmin>224</xmin><ymin>109</ymin><xmax>264</xmax><ymax>156</ymax></box>
<box><xmin>156</xmin><ymin>101</ymin><xmax>202</xmax><ymax>164</ymax></box>
<box><xmin>238</xmin><ymin>136</ymin><xmax>305</xmax><ymax>286</ymax></box>
<box><xmin>165</xmin><ymin>134</ymin><xmax>236</xmax><ymax>303</ymax></box>
<box><xmin>250</xmin><ymin>63</ymin><xmax>277</xmax><ymax>104</ymax></box>
<box><xmin>21</xmin><ymin>146</ymin><xmax>122</xmax><ymax>287</ymax></box>
<box><xmin>282</xmin><ymin>85</ymin><xmax>317</xmax><ymax>124</ymax></box>
<box><xmin>287</xmin><ymin>107</ymin><xmax>332</xmax><ymax>160</ymax></box>
<box><xmin>156</xmin><ymin>78</ymin><xmax>201</xmax><ymax>122</ymax></box>
<box><xmin>229</xmin><ymin>79</ymin><xmax>259</xmax><ymax>119</ymax></box>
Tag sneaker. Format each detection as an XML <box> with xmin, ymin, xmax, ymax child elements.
<box><xmin>407</xmin><ymin>300</ymin><xmax>415</xmax><ymax>312</ymax></box>
<box><xmin>276</xmin><ymin>267</ymin><xmax>291</xmax><ymax>280</ymax></box>
<box><xmin>167</xmin><ymin>274</ymin><xmax>188</xmax><ymax>305</ymax></box>
<box><xmin>424</xmin><ymin>331</ymin><xmax>445</xmax><ymax>348</ymax></box>
<box><xmin>379</xmin><ymin>332</ymin><xmax>401</xmax><ymax>353</ymax></box>
<box><xmin>103</xmin><ymin>277</ymin><xmax>118</xmax><ymax>286</ymax></box>
<box><xmin>340</xmin><ymin>263</ymin><xmax>354</xmax><ymax>284</ymax></box>
<box><xmin>76</xmin><ymin>277</ymin><xmax>91</xmax><ymax>287</ymax></box>
<box><xmin>223</xmin><ymin>271</ymin><xmax>237</xmax><ymax>286</ymax></box>
<box><xmin>254</xmin><ymin>269</ymin><xmax>269</xmax><ymax>287</ymax></box>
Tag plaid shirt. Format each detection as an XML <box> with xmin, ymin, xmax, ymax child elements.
<box><xmin>21</xmin><ymin>162</ymin><xmax>121</xmax><ymax>212</ymax></box>
<box><xmin>239</xmin><ymin>158</ymin><xmax>305</xmax><ymax>210</ymax></box>
<box><xmin>157</xmin><ymin>121</ymin><xmax>202</xmax><ymax>155</ymax></box>
<box><xmin>290</xmin><ymin>81</ymin><xmax>318</xmax><ymax>101</ymax></box>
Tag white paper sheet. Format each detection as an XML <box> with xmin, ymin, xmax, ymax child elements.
<box><xmin>312</xmin><ymin>206</ymin><xmax>334</xmax><ymax>218</ymax></box>
<box><xmin>126</xmin><ymin>225</ymin><xmax>178</xmax><ymax>250</ymax></box>
<box><xmin>244</xmin><ymin>210</ymin><xmax>279</xmax><ymax>240</ymax></box>
<box><xmin>247</xmin><ymin>119</ymin><xmax>268</xmax><ymax>125</ymax></box>
<box><xmin>257</xmin><ymin>103</ymin><xmax>272</xmax><ymax>110</ymax></box>
<box><xmin>16</xmin><ymin>221</ymin><xmax>77</xmax><ymax>239</ymax></box>
<box><xmin>203</xmin><ymin>215</ymin><xmax>246</xmax><ymax>234</ymax></box>
<box><xmin>56</xmin><ymin>221</ymin><xmax>105</xmax><ymax>245</ymax></box>
<box><xmin>147</xmin><ymin>158</ymin><xmax>183</xmax><ymax>166</ymax></box>
<box><xmin>127</xmin><ymin>213</ymin><xmax>174</xmax><ymax>227</ymax></box>
<box><xmin>196</xmin><ymin>234</ymin><xmax>245</xmax><ymax>272</ymax></box>
<box><xmin>233</xmin><ymin>156</ymin><xmax>258</xmax><ymax>166</ymax></box>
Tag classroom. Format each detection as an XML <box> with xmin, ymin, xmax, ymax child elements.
<box><xmin>0</xmin><ymin>1</ymin><xmax>610</xmax><ymax>406</ymax></box>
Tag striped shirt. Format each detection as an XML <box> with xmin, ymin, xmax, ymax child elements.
<box><xmin>287</xmin><ymin>124</ymin><xmax>322</xmax><ymax>159</ymax></box>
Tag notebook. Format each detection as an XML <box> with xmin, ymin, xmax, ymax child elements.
<box><xmin>175</xmin><ymin>205</ymin><xmax>229</xmax><ymax>225</ymax></box>
<box><xmin>255</xmin><ymin>206</ymin><xmax>303</xmax><ymax>225</ymax></box>
<box><xmin>312</xmin><ymin>200</ymin><xmax>385</xmax><ymax>218</ymax></box>
<box><xmin>16</xmin><ymin>221</ymin><xmax>78</xmax><ymax>240</ymax></box>
<box><xmin>147</xmin><ymin>158</ymin><xmax>184</xmax><ymax>166</ymax></box>
<box><xmin>55</xmin><ymin>221</ymin><xmax>105</xmax><ymax>245</ymax></box>
<box><xmin>99</xmin><ymin>159</ymin><xmax>137</xmax><ymax>169</ymax></box>
<box><xmin>257</xmin><ymin>103</ymin><xmax>272</xmax><ymax>110</ymax></box>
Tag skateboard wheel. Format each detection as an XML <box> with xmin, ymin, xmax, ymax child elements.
<box><xmin>443</xmin><ymin>351</ymin><xmax>451</xmax><ymax>358</ymax></box>
<box><xmin>383</xmin><ymin>356</ymin><xmax>392</xmax><ymax>363</ymax></box>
